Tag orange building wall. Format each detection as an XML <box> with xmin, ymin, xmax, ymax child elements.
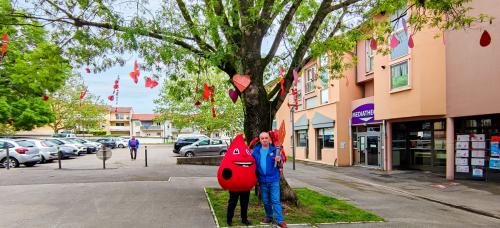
<box><xmin>446</xmin><ymin>0</ymin><xmax>500</xmax><ymax>117</ymax></box>
<box><xmin>374</xmin><ymin>24</ymin><xmax>446</xmax><ymax>120</ymax></box>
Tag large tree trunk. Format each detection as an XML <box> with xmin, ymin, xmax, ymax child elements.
<box><xmin>240</xmin><ymin>56</ymin><xmax>298</xmax><ymax>206</ymax></box>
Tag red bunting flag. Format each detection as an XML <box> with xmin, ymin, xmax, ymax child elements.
<box><xmin>1</xmin><ymin>33</ymin><xmax>8</xmax><ymax>56</ymax></box>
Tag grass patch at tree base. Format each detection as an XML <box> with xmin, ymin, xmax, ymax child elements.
<box><xmin>206</xmin><ymin>188</ymin><xmax>384</xmax><ymax>227</ymax></box>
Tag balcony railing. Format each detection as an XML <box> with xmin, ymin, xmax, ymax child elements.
<box><xmin>141</xmin><ymin>126</ymin><xmax>162</xmax><ymax>130</ymax></box>
<box><xmin>109</xmin><ymin>126</ymin><xmax>131</xmax><ymax>131</ymax></box>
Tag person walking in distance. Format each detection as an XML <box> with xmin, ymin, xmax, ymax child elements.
<box><xmin>252</xmin><ymin>132</ymin><xmax>287</xmax><ymax>228</ymax></box>
<box><xmin>128</xmin><ymin>136</ymin><xmax>140</xmax><ymax>160</ymax></box>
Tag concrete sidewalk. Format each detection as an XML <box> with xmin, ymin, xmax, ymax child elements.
<box><xmin>284</xmin><ymin>160</ymin><xmax>500</xmax><ymax>227</ymax></box>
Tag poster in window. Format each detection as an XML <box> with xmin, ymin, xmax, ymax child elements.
<box><xmin>455</xmin><ymin>158</ymin><xmax>468</xmax><ymax>166</ymax></box>
<box><xmin>456</xmin><ymin>141</ymin><xmax>469</xmax><ymax>150</ymax></box>
<box><xmin>472</xmin><ymin>141</ymin><xmax>486</xmax><ymax>149</ymax></box>
<box><xmin>471</xmin><ymin>150</ymin><xmax>485</xmax><ymax>158</ymax></box>
<box><xmin>457</xmin><ymin>135</ymin><xmax>470</xmax><ymax>142</ymax></box>
<box><xmin>470</xmin><ymin>134</ymin><xmax>485</xmax><ymax>142</ymax></box>
<box><xmin>471</xmin><ymin>158</ymin><xmax>484</xmax><ymax>166</ymax></box>
<box><xmin>456</xmin><ymin>150</ymin><xmax>469</xmax><ymax>158</ymax></box>
<box><xmin>456</xmin><ymin>165</ymin><xmax>469</xmax><ymax>173</ymax></box>
<box><xmin>472</xmin><ymin>168</ymin><xmax>484</xmax><ymax>177</ymax></box>
<box><xmin>491</xmin><ymin>142</ymin><xmax>500</xmax><ymax>157</ymax></box>
<box><xmin>489</xmin><ymin>158</ymin><xmax>500</xmax><ymax>170</ymax></box>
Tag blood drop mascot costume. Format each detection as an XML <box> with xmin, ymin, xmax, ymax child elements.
<box><xmin>217</xmin><ymin>134</ymin><xmax>257</xmax><ymax>191</ymax></box>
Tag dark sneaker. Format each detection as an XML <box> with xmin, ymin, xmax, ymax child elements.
<box><xmin>242</xmin><ymin>220</ymin><xmax>251</xmax><ymax>226</ymax></box>
<box><xmin>261</xmin><ymin>217</ymin><xmax>273</xmax><ymax>224</ymax></box>
<box><xmin>278</xmin><ymin>221</ymin><xmax>287</xmax><ymax>228</ymax></box>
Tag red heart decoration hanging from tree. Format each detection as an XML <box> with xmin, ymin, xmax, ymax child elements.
<box><xmin>108</xmin><ymin>95</ymin><xmax>114</xmax><ymax>101</ymax></box>
<box><xmin>390</xmin><ymin>35</ymin><xmax>399</xmax><ymax>49</ymax></box>
<box><xmin>203</xmin><ymin>83</ymin><xmax>212</xmax><ymax>100</ymax></box>
<box><xmin>408</xmin><ymin>35</ymin><xmax>414</xmax><ymax>48</ymax></box>
<box><xmin>370</xmin><ymin>38</ymin><xmax>377</xmax><ymax>50</ymax></box>
<box><xmin>232</xmin><ymin>74</ymin><xmax>251</xmax><ymax>92</ymax></box>
<box><xmin>480</xmin><ymin>30</ymin><xmax>491</xmax><ymax>47</ymax></box>
<box><xmin>1</xmin><ymin>33</ymin><xmax>8</xmax><ymax>56</ymax></box>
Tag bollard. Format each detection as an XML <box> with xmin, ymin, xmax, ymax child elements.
<box><xmin>103</xmin><ymin>148</ymin><xmax>106</xmax><ymax>169</ymax></box>
<box><xmin>58</xmin><ymin>146</ymin><xmax>62</xmax><ymax>169</ymax></box>
<box><xmin>145</xmin><ymin>146</ymin><xmax>148</xmax><ymax>167</ymax></box>
<box><xmin>5</xmin><ymin>146</ymin><xmax>10</xmax><ymax>170</ymax></box>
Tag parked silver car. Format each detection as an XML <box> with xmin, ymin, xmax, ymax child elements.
<box><xmin>0</xmin><ymin>139</ymin><xmax>41</xmax><ymax>168</ymax></box>
<box><xmin>25</xmin><ymin>139</ymin><xmax>59</xmax><ymax>163</ymax></box>
<box><xmin>68</xmin><ymin>138</ymin><xmax>98</xmax><ymax>154</ymax></box>
<box><xmin>58</xmin><ymin>138</ymin><xmax>87</xmax><ymax>155</ymax></box>
<box><xmin>44</xmin><ymin>138</ymin><xmax>80</xmax><ymax>157</ymax></box>
<box><xmin>179</xmin><ymin>138</ymin><xmax>228</xmax><ymax>157</ymax></box>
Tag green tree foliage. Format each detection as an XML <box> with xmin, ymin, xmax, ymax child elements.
<box><xmin>155</xmin><ymin>69</ymin><xmax>244</xmax><ymax>136</ymax></box>
<box><xmin>0</xmin><ymin>0</ymin><xmax>70</xmax><ymax>131</ymax></box>
<box><xmin>48</xmin><ymin>76</ymin><xmax>108</xmax><ymax>134</ymax></box>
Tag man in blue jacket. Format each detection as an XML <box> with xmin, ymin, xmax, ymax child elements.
<box><xmin>252</xmin><ymin>132</ymin><xmax>287</xmax><ymax>228</ymax></box>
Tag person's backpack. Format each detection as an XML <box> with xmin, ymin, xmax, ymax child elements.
<box><xmin>129</xmin><ymin>139</ymin><xmax>138</xmax><ymax>148</ymax></box>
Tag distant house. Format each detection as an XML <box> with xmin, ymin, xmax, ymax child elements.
<box><xmin>105</xmin><ymin>106</ymin><xmax>133</xmax><ymax>136</ymax></box>
<box><xmin>130</xmin><ymin>114</ymin><xmax>170</xmax><ymax>138</ymax></box>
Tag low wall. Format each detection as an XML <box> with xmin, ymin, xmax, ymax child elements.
<box><xmin>177</xmin><ymin>156</ymin><xmax>223</xmax><ymax>166</ymax></box>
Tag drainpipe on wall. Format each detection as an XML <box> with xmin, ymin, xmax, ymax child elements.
<box><xmin>446</xmin><ymin>117</ymin><xmax>455</xmax><ymax>181</ymax></box>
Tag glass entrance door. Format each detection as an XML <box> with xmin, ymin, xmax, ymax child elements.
<box><xmin>367</xmin><ymin>136</ymin><xmax>379</xmax><ymax>166</ymax></box>
<box><xmin>357</xmin><ymin>134</ymin><xmax>380</xmax><ymax>166</ymax></box>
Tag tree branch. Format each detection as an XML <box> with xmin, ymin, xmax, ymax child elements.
<box><xmin>175</xmin><ymin>0</ymin><xmax>217</xmax><ymax>52</ymax></box>
<box><xmin>269</xmin><ymin>0</ymin><xmax>362</xmax><ymax>116</ymax></box>
<box><xmin>263</xmin><ymin>0</ymin><xmax>303</xmax><ymax>64</ymax></box>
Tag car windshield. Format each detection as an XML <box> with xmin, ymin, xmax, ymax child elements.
<box><xmin>16</xmin><ymin>140</ymin><xmax>35</xmax><ymax>147</ymax></box>
<box><xmin>43</xmin><ymin>140</ymin><xmax>57</xmax><ymax>147</ymax></box>
<box><xmin>48</xmin><ymin>139</ymin><xmax>64</xmax><ymax>145</ymax></box>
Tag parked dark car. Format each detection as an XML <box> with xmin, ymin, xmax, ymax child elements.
<box><xmin>173</xmin><ymin>135</ymin><xmax>208</xmax><ymax>154</ymax></box>
<box><xmin>96</xmin><ymin>138</ymin><xmax>116</xmax><ymax>149</ymax></box>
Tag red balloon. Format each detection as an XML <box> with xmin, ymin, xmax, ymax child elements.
<box><xmin>480</xmin><ymin>30</ymin><xmax>491</xmax><ymax>47</ymax></box>
<box><xmin>217</xmin><ymin>134</ymin><xmax>257</xmax><ymax>192</ymax></box>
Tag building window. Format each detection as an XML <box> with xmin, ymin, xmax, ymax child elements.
<box><xmin>365</xmin><ymin>40</ymin><xmax>374</xmax><ymax>73</ymax></box>
<box><xmin>156</xmin><ymin>122</ymin><xmax>161</xmax><ymax>126</ymax></box>
<box><xmin>157</xmin><ymin>132</ymin><xmax>161</xmax><ymax>136</ymax></box>
<box><xmin>320</xmin><ymin>89</ymin><xmax>328</xmax><ymax>104</ymax></box>
<box><xmin>115</xmin><ymin>114</ymin><xmax>125</xmax><ymax>119</ymax></box>
<box><xmin>390</xmin><ymin>8</ymin><xmax>409</xmax><ymax>60</ymax></box>
<box><xmin>136</xmin><ymin>132</ymin><xmax>140</xmax><ymax>136</ymax></box>
<box><xmin>391</xmin><ymin>61</ymin><xmax>409</xmax><ymax>89</ymax></box>
<box><xmin>296</xmin><ymin>77</ymin><xmax>303</xmax><ymax>110</ymax></box>
<box><xmin>305</xmin><ymin>97</ymin><xmax>318</xmax><ymax>109</ymax></box>
<box><xmin>134</xmin><ymin>121</ymin><xmax>141</xmax><ymax>126</ymax></box>
<box><xmin>147</xmin><ymin>133</ymin><xmax>151</xmax><ymax>136</ymax></box>
<box><xmin>116</xmin><ymin>123</ymin><xmax>125</xmax><ymax>126</ymax></box>
<box><xmin>318</xmin><ymin>128</ymin><xmax>334</xmax><ymax>148</ymax></box>
<box><xmin>296</xmin><ymin>130</ymin><xmax>307</xmax><ymax>147</ymax></box>
<box><xmin>319</xmin><ymin>54</ymin><xmax>329</xmax><ymax>88</ymax></box>
<box><xmin>305</xmin><ymin>66</ymin><xmax>316</xmax><ymax>93</ymax></box>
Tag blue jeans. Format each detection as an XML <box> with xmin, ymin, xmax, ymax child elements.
<box><xmin>260</xmin><ymin>181</ymin><xmax>284</xmax><ymax>223</ymax></box>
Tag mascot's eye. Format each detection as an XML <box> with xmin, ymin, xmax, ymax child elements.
<box><xmin>233</xmin><ymin>148</ymin><xmax>240</xmax><ymax>155</ymax></box>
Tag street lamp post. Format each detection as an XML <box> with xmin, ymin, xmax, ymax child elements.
<box><xmin>289</xmin><ymin>96</ymin><xmax>297</xmax><ymax>170</ymax></box>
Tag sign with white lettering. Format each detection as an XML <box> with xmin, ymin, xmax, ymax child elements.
<box><xmin>351</xmin><ymin>103</ymin><xmax>380</xmax><ymax>125</ymax></box>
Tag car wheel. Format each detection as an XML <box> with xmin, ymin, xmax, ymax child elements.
<box><xmin>1</xmin><ymin>157</ymin><xmax>19</xmax><ymax>168</ymax></box>
<box><xmin>118</xmin><ymin>144</ymin><xmax>125</xmax><ymax>148</ymax></box>
<box><xmin>185</xmin><ymin>152</ymin><xmax>194</xmax><ymax>157</ymax></box>
<box><xmin>24</xmin><ymin>162</ymin><xmax>36</xmax><ymax>167</ymax></box>
<box><xmin>220</xmin><ymin>150</ymin><xmax>227</xmax><ymax>156</ymax></box>
<box><xmin>40</xmin><ymin>156</ymin><xmax>46</xmax><ymax>164</ymax></box>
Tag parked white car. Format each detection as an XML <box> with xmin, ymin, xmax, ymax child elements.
<box><xmin>0</xmin><ymin>139</ymin><xmax>41</xmax><ymax>168</ymax></box>
<box><xmin>114</xmin><ymin>137</ymin><xmax>129</xmax><ymax>148</ymax></box>
<box><xmin>25</xmin><ymin>139</ymin><xmax>59</xmax><ymax>163</ymax></box>
<box><xmin>59</xmin><ymin>139</ymin><xmax>87</xmax><ymax>155</ymax></box>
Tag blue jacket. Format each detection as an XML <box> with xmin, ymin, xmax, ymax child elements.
<box><xmin>252</xmin><ymin>144</ymin><xmax>280</xmax><ymax>183</ymax></box>
<box><xmin>128</xmin><ymin>139</ymin><xmax>140</xmax><ymax>148</ymax></box>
